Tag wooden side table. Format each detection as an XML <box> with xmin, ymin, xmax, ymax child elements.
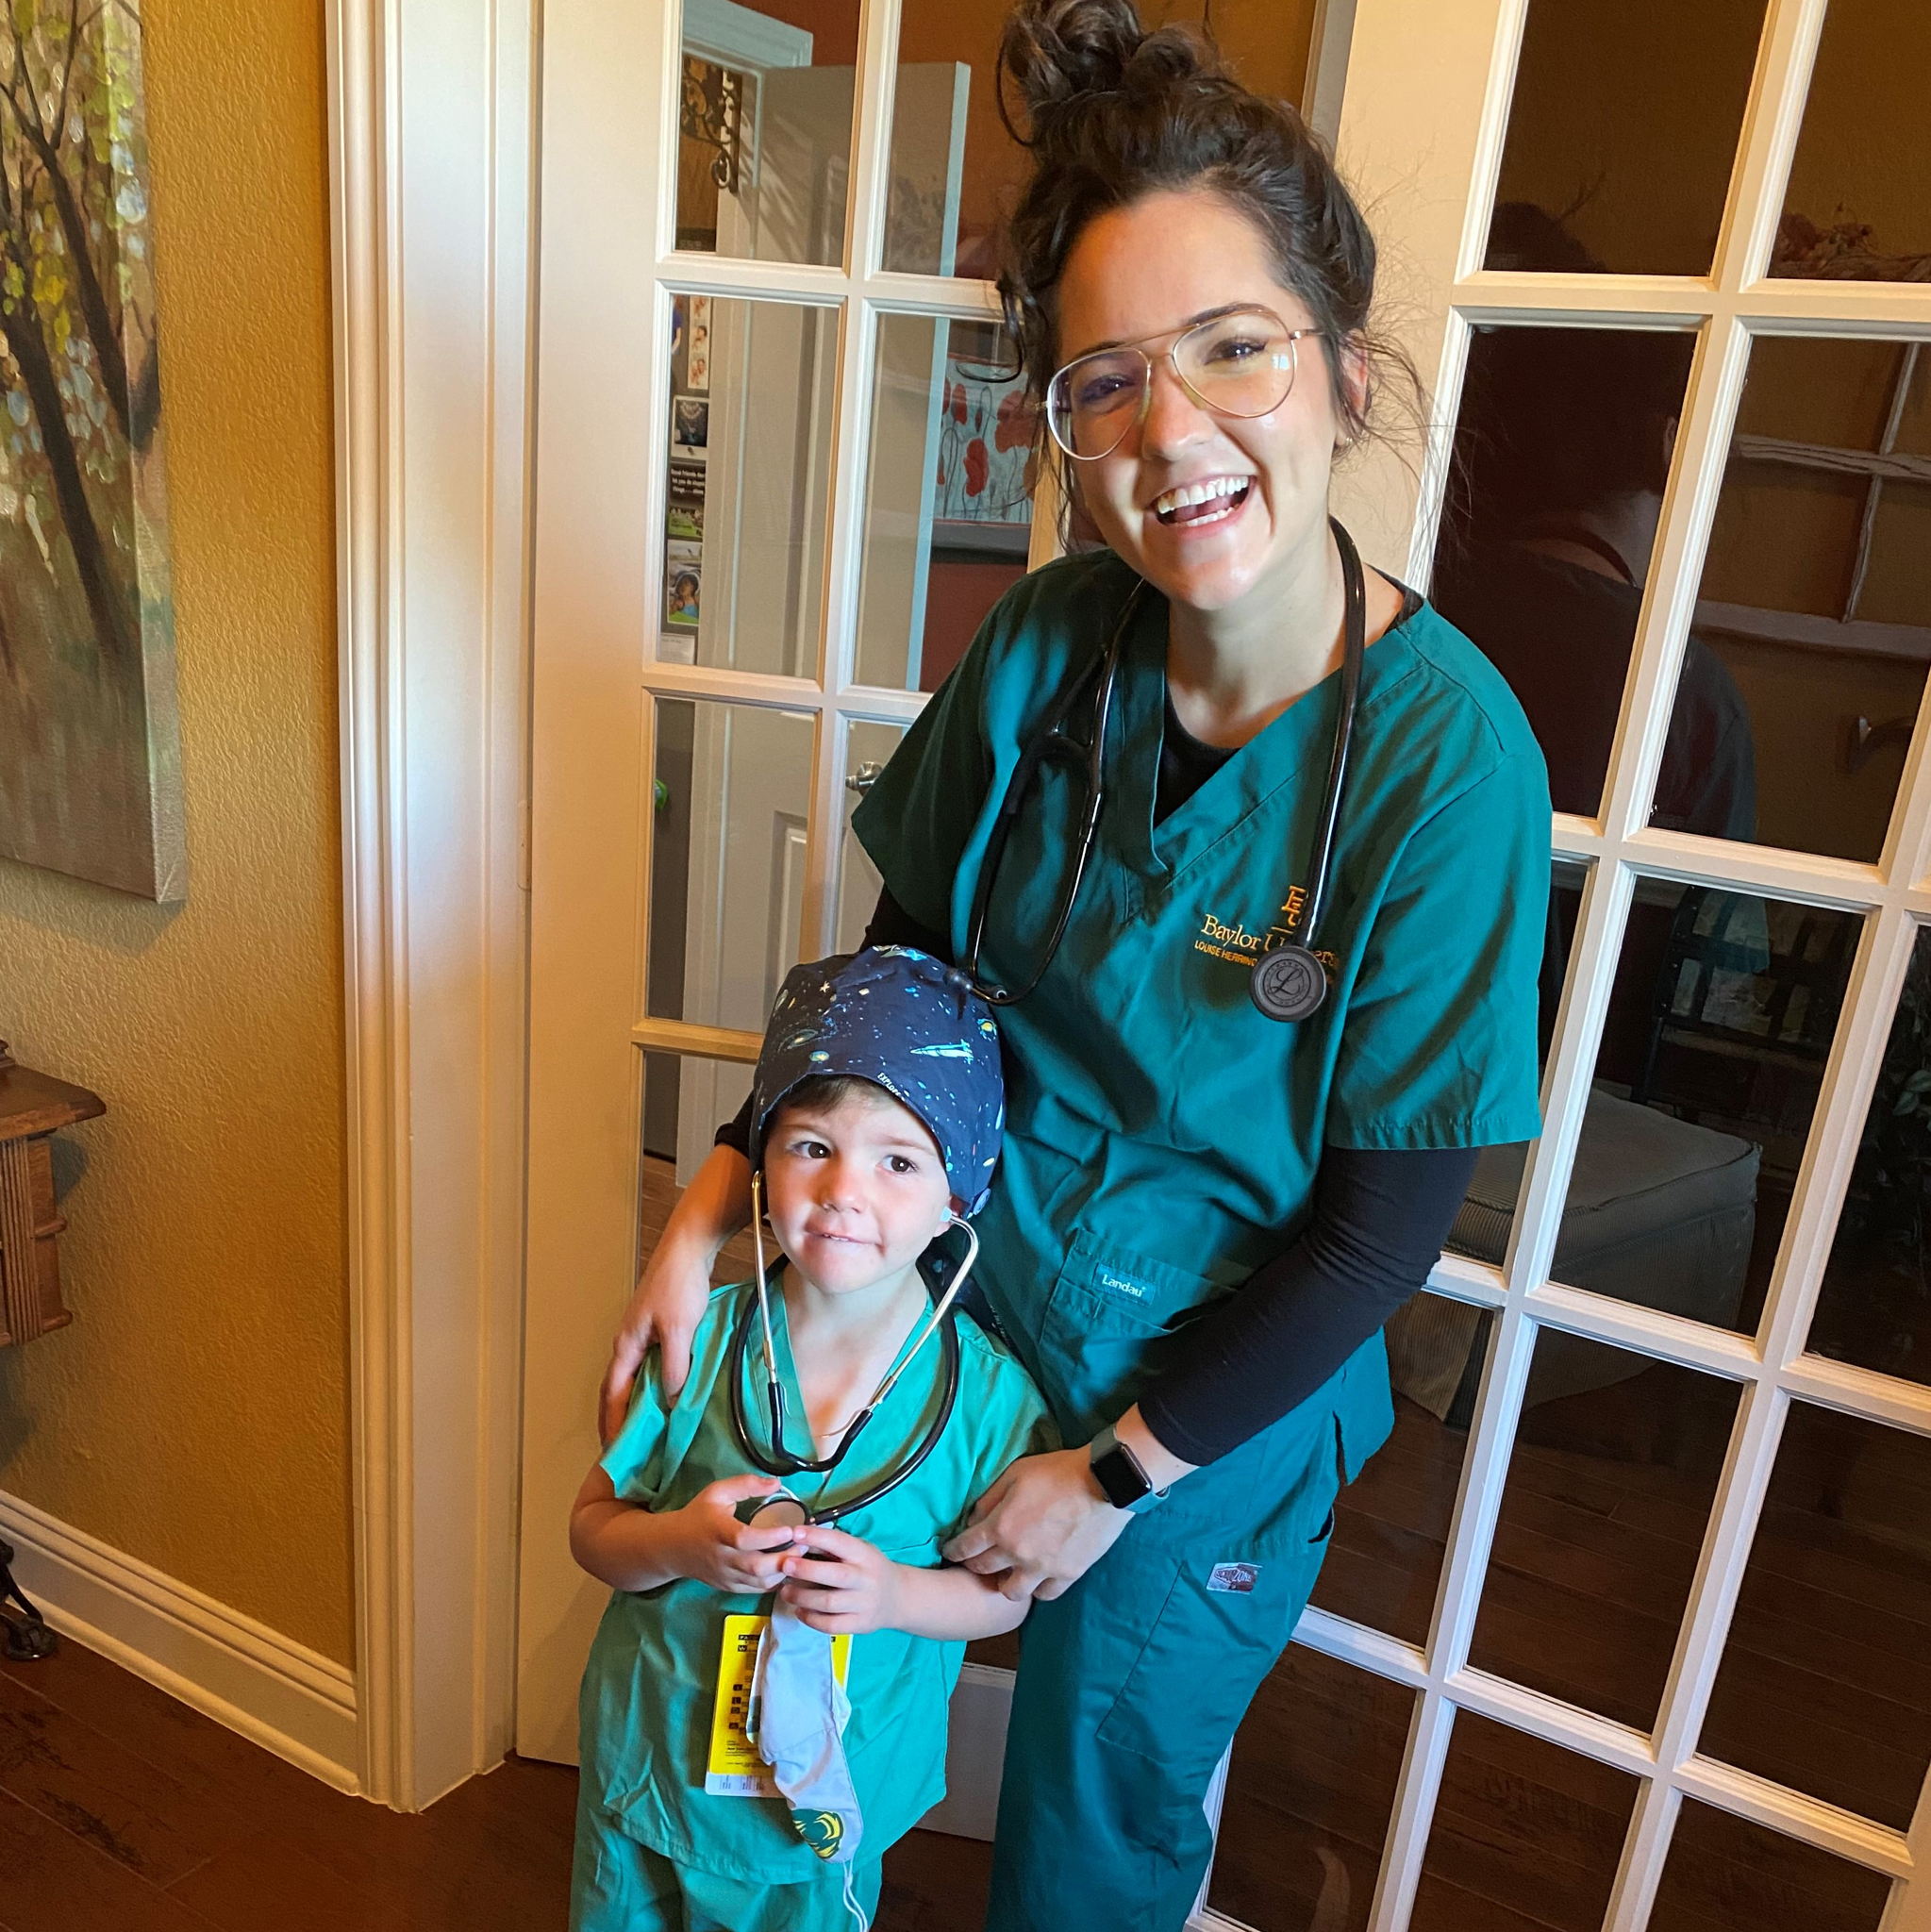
<box><xmin>0</xmin><ymin>1042</ymin><xmax>106</xmax><ymax>1349</ymax></box>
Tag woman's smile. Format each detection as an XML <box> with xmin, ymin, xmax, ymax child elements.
<box><xmin>1148</xmin><ymin>473</ymin><xmax>1254</xmax><ymax>527</ymax></box>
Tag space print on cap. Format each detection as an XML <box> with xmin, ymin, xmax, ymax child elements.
<box><xmin>750</xmin><ymin>947</ymin><xmax>1006</xmax><ymax>1216</ymax></box>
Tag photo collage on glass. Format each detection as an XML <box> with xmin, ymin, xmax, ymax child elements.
<box><xmin>660</xmin><ymin>293</ymin><xmax>713</xmax><ymax>658</ymax></box>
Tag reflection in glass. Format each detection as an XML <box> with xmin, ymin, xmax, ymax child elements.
<box><xmin>1408</xmin><ymin>1711</ymin><xmax>1638</xmax><ymax>1932</ymax></box>
<box><xmin>1547</xmin><ymin>879</ymin><xmax>1858</xmax><ymax>1335</ymax></box>
<box><xmin>890</xmin><ymin>0</ymin><xmax>1323</xmax><ymax>282</ymax></box>
<box><xmin>646</xmin><ymin>698</ymin><xmax>814</xmax><ymax>1170</ymax></box>
<box><xmin>676</xmin><ymin>0</ymin><xmax>859</xmax><ymax>266</ymax></box>
<box><xmin>1647</xmin><ymin>1798</ymin><xmax>1890</xmax><ymax>1932</ymax></box>
<box><xmin>1699</xmin><ymin>1401</ymin><xmax>1931</xmax><ymax>1830</ymax></box>
<box><xmin>1433</xmin><ymin>318</ymin><xmax>1700</xmax><ymax>824</ymax></box>
<box><xmin>1318</xmin><ymin>1301</ymin><xmax>1494</xmax><ymax>1646</ymax></box>
<box><xmin>1811</xmin><ymin>926</ymin><xmax>1931</xmax><ymax>1386</ymax></box>
<box><xmin>658</xmin><ymin>295</ymin><xmax>834</xmax><ymax>680</ymax></box>
<box><xmin>840</xmin><ymin>721</ymin><xmax>904</xmax><ymax>952</ymax></box>
<box><xmin>1482</xmin><ymin>0</ymin><xmax>1766</xmax><ymax>276</ymax></box>
<box><xmin>1675</xmin><ymin>337</ymin><xmax>1931</xmax><ymax>862</ymax></box>
<box><xmin>1776</xmin><ymin>0</ymin><xmax>1931</xmax><ymax>284</ymax></box>
<box><xmin>857</xmin><ymin>315</ymin><xmax>1031</xmax><ymax>693</ymax></box>
<box><xmin>1210</xmin><ymin>1645</ymin><xmax>1410</xmax><ymax>1931</ymax></box>
<box><xmin>1468</xmin><ymin>1341</ymin><xmax>1738</xmax><ymax>1730</ymax></box>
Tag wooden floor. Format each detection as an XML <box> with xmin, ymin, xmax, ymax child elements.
<box><xmin>0</xmin><ymin>1634</ymin><xmax>990</xmax><ymax>1932</ymax></box>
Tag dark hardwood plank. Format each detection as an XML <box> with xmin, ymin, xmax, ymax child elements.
<box><xmin>0</xmin><ymin>1666</ymin><xmax>248</xmax><ymax>1889</ymax></box>
<box><xmin>0</xmin><ymin>1787</ymin><xmax>220</xmax><ymax>1932</ymax></box>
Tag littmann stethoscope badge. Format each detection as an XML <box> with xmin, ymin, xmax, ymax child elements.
<box><xmin>1250</xmin><ymin>944</ymin><xmax>1328</xmax><ymax>1023</ymax></box>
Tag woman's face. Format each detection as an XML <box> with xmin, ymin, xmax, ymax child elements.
<box><xmin>1054</xmin><ymin>188</ymin><xmax>1351</xmax><ymax>618</ymax></box>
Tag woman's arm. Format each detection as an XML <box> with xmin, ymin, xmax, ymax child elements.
<box><xmin>601</xmin><ymin>1142</ymin><xmax>752</xmax><ymax>1439</ymax></box>
<box><xmin>1139</xmin><ymin>1141</ymin><xmax>1479</xmax><ymax>1465</ymax></box>
<box><xmin>943</xmin><ymin>1144</ymin><xmax>1477</xmax><ymax>1595</ymax></box>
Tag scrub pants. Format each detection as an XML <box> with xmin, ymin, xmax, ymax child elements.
<box><xmin>985</xmin><ymin>1497</ymin><xmax>1336</xmax><ymax>1932</ymax></box>
<box><xmin>570</xmin><ymin>1792</ymin><xmax>883</xmax><ymax>1932</ymax></box>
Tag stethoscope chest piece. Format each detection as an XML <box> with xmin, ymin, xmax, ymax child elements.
<box><xmin>741</xmin><ymin>1491</ymin><xmax>813</xmax><ymax>1532</ymax></box>
<box><xmin>1250</xmin><ymin>942</ymin><xmax>1329</xmax><ymax>1023</ymax></box>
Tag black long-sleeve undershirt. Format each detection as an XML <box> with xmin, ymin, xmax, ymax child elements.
<box><xmin>714</xmin><ymin>662</ymin><xmax>1474</xmax><ymax>1467</ymax></box>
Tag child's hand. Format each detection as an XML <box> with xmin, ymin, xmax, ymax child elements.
<box><xmin>669</xmin><ymin>1474</ymin><xmax>802</xmax><ymax>1593</ymax></box>
<box><xmin>776</xmin><ymin>1526</ymin><xmax>905</xmax><ymax>1635</ymax></box>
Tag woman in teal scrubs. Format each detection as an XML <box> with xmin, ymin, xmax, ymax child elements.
<box><xmin>608</xmin><ymin>3</ymin><xmax>1548</xmax><ymax>1924</ymax></box>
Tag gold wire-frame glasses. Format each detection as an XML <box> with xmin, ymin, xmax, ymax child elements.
<box><xmin>1045</xmin><ymin>306</ymin><xmax>1316</xmax><ymax>461</ymax></box>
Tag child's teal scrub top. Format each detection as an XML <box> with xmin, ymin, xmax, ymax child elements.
<box><xmin>579</xmin><ymin>1279</ymin><xmax>1055</xmax><ymax>1886</ymax></box>
<box><xmin>852</xmin><ymin>549</ymin><xmax>1550</xmax><ymax>1499</ymax></box>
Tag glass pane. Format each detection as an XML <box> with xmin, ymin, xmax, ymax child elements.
<box><xmin>1810</xmin><ymin>924</ymin><xmax>1931</xmax><ymax>1385</ymax></box>
<box><xmin>889</xmin><ymin>0</ymin><xmax>1324</xmax><ymax>282</ymax></box>
<box><xmin>1209</xmin><ymin>1645</ymin><xmax>1411</xmax><ymax>1931</ymax></box>
<box><xmin>1433</xmin><ymin>326</ymin><xmax>1696</xmax><ymax>821</ymax></box>
<box><xmin>1468</xmin><ymin>1341</ymin><xmax>1739</xmax><ymax>1730</ymax></box>
<box><xmin>1484</xmin><ymin>0</ymin><xmax>1767</xmax><ymax>275</ymax></box>
<box><xmin>676</xmin><ymin>1</ymin><xmax>858</xmax><ymax>266</ymax></box>
<box><xmin>1647</xmin><ymin>1798</ymin><xmax>1892</xmax><ymax>1932</ymax></box>
<box><xmin>840</xmin><ymin>721</ymin><xmax>905</xmax><ymax>951</ymax></box>
<box><xmin>1776</xmin><ymin>0</ymin><xmax>1931</xmax><ymax>283</ymax></box>
<box><xmin>647</xmin><ymin>694</ymin><xmax>815</xmax><ymax>1037</ymax></box>
<box><xmin>641</xmin><ymin>1056</ymin><xmax>763</xmax><ymax>1279</ymax></box>
<box><xmin>1314</xmin><ymin>1300</ymin><xmax>1494</xmax><ymax>1646</ymax></box>
<box><xmin>1571</xmin><ymin>879</ymin><xmax>1859</xmax><ymax>1334</ymax></box>
<box><xmin>1699</xmin><ymin>1400</ymin><xmax>1931</xmax><ymax>1830</ymax></box>
<box><xmin>856</xmin><ymin>314</ymin><xmax>1031</xmax><ymax>692</ymax></box>
<box><xmin>1674</xmin><ymin>337</ymin><xmax>1931</xmax><ymax>862</ymax></box>
<box><xmin>1440</xmin><ymin>857</ymin><xmax>1576</xmax><ymax>1266</ymax></box>
<box><xmin>660</xmin><ymin>295</ymin><xmax>835</xmax><ymax>677</ymax></box>
<box><xmin>1408</xmin><ymin>1711</ymin><xmax>1639</xmax><ymax>1932</ymax></box>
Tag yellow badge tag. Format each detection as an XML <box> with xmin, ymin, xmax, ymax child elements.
<box><xmin>705</xmin><ymin>1613</ymin><xmax>852</xmax><ymax>1798</ymax></box>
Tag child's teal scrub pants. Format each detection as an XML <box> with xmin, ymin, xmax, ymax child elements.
<box><xmin>852</xmin><ymin>548</ymin><xmax>1550</xmax><ymax>1930</ymax></box>
<box><xmin>570</xmin><ymin>1784</ymin><xmax>882</xmax><ymax>1932</ymax></box>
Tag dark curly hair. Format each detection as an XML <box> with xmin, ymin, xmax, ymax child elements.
<box><xmin>995</xmin><ymin>0</ymin><xmax>1416</xmax><ymax>456</ymax></box>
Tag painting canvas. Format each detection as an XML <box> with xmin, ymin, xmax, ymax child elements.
<box><xmin>0</xmin><ymin>0</ymin><xmax>182</xmax><ymax>900</ymax></box>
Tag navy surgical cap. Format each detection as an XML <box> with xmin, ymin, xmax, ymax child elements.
<box><xmin>750</xmin><ymin>948</ymin><xmax>1006</xmax><ymax>1216</ymax></box>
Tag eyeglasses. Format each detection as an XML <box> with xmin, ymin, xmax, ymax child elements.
<box><xmin>1045</xmin><ymin>307</ymin><xmax>1317</xmax><ymax>461</ymax></box>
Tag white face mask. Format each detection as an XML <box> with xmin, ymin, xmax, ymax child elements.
<box><xmin>753</xmin><ymin>1599</ymin><xmax>863</xmax><ymax>1869</ymax></box>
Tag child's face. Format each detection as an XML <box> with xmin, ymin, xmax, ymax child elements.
<box><xmin>762</xmin><ymin>1087</ymin><xmax>954</xmax><ymax>1295</ymax></box>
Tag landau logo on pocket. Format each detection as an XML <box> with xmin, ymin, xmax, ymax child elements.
<box><xmin>1207</xmin><ymin>1561</ymin><xmax>1260</xmax><ymax>1594</ymax></box>
<box><xmin>1096</xmin><ymin>1269</ymin><xmax>1147</xmax><ymax>1299</ymax></box>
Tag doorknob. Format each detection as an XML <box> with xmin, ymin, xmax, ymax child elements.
<box><xmin>846</xmin><ymin>761</ymin><xmax>885</xmax><ymax>794</ymax></box>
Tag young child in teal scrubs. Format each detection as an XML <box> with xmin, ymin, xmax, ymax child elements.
<box><xmin>569</xmin><ymin>949</ymin><xmax>1053</xmax><ymax>1932</ymax></box>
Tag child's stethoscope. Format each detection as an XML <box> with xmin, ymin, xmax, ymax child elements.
<box><xmin>961</xmin><ymin>516</ymin><xmax>1367</xmax><ymax>1024</ymax></box>
<box><xmin>728</xmin><ymin>1173</ymin><xmax>981</xmax><ymax>1531</ymax></box>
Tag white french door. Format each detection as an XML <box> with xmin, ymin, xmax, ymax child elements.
<box><xmin>523</xmin><ymin>0</ymin><xmax>1931</xmax><ymax>1924</ymax></box>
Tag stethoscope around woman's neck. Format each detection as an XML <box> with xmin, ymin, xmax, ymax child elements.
<box><xmin>960</xmin><ymin>515</ymin><xmax>1367</xmax><ymax>1024</ymax></box>
<box><xmin>727</xmin><ymin>1172</ymin><xmax>980</xmax><ymax>1528</ymax></box>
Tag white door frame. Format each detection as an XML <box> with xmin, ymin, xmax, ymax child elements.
<box><xmin>327</xmin><ymin>0</ymin><xmax>536</xmax><ymax>1808</ymax></box>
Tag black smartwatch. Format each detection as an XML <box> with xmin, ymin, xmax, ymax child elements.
<box><xmin>1089</xmin><ymin>1424</ymin><xmax>1168</xmax><ymax>1514</ymax></box>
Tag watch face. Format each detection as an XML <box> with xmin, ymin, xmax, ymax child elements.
<box><xmin>1093</xmin><ymin>1443</ymin><xmax>1149</xmax><ymax>1508</ymax></box>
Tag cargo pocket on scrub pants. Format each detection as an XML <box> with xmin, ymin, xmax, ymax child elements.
<box><xmin>1091</xmin><ymin>1413</ymin><xmax>1345</xmax><ymax>1803</ymax></box>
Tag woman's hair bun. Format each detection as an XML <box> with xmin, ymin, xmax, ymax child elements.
<box><xmin>999</xmin><ymin>0</ymin><xmax>1215</xmax><ymax>144</ymax></box>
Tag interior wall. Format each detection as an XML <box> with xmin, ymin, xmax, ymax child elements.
<box><xmin>0</xmin><ymin>0</ymin><xmax>350</xmax><ymax>1665</ymax></box>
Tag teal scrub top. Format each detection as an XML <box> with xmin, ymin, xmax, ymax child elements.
<box><xmin>852</xmin><ymin>549</ymin><xmax>1549</xmax><ymax>1535</ymax></box>
<box><xmin>579</xmin><ymin>1279</ymin><xmax>1056</xmax><ymax>1885</ymax></box>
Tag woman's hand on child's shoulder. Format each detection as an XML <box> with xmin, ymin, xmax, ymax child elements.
<box><xmin>671</xmin><ymin>1474</ymin><xmax>804</xmax><ymax>1594</ymax></box>
<box><xmin>775</xmin><ymin>1527</ymin><xmax>905</xmax><ymax>1636</ymax></box>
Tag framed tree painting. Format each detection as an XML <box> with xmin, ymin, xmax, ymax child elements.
<box><xmin>0</xmin><ymin>0</ymin><xmax>182</xmax><ymax>900</ymax></box>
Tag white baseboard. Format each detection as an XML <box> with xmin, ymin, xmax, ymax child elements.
<box><xmin>0</xmin><ymin>1488</ymin><xmax>360</xmax><ymax>1793</ymax></box>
